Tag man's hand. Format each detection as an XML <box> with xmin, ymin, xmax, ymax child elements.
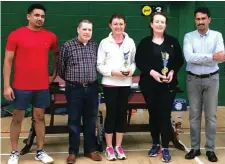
<box><xmin>213</xmin><ymin>51</ymin><xmax>225</xmax><ymax>62</ymax></box>
<box><xmin>166</xmin><ymin>70</ymin><xmax>174</xmax><ymax>83</ymax></box>
<box><xmin>4</xmin><ymin>86</ymin><xmax>15</xmax><ymax>101</ymax></box>
<box><xmin>49</xmin><ymin>75</ymin><xmax>56</xmax><ymax>84</ymax></box>
<box><xmin>150</xmin><ymin>70</ymin><xmax>164</xmax><ymax>83</ymax></box>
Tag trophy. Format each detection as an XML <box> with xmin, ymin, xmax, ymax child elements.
<box><xmin>161</xmin><ymin>51</ymin><xmax>169</xmax><ymax>82</ymax></box>
<box><xmin>121</xmin><ymin>50</ymin><xmax>130</xmax><ymax>76</ymax></box>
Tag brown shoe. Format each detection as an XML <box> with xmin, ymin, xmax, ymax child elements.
<box><xmin>84</xmin><ymin>152</ymin><xmax>102</xmax><ymax>161</ymax></box>
<box><xmin>67</xmin><ymin>154</ymin><xmax>76</xmax><ymax>164</ymax></box>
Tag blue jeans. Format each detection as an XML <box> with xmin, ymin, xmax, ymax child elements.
<box><xmin>65</xmin><ymin>82</ymin><xmax>99</xmax><ymax>155</ymax></box>
<box><xmin>12</xmin><ymin>89</ymin><xmax>50</xmax><ymax>110</ymax></box>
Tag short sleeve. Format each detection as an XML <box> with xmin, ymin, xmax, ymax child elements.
<box><xmin>5</xmin><ymin>31</ymin><xmax>17</xmax><ymax>51</ymax></box>
<box><xmin>50</xmin><ymin>33</ymin><xmax>58</xmax><ymax>51</ymax></box>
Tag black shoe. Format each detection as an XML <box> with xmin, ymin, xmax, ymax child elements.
<box><xmin>206</xmin><ymin>151</ymin><xmax>218</xmax><ymax>162</ymax></box>
<box><xmin>185</xmin><ymin>149</ymin><xmax>201</xmax><ymax>159</ymax></box>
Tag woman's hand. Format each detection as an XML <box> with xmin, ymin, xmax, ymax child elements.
<box><xmin>127</xmin><ymin>69</ymin><xmax>133</xmax><ymax>77</ymax></box>
<box><xmin>150</xmin><ymin>70</ymin><xmax>164</xmax><ymax>83</ymax></box>
<box><xmin>166</xmin><ymin>70</ymin><xmax>174</xmax><ymax>83</ymax></box>
<box><xmin>111</xmin><ymin>69</ymin><xmax>125</xmax><ymax>77</ymax></box>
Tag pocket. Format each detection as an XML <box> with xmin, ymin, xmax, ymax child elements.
<box><xmin>187</xmin><ymin>75</ymin><xmax>195</xmax><ymax>81</ymax></box>
<box><xmin>209</xmin><ymin>74</ymin><xmax>219</xmax><ymax>80</ymax></box>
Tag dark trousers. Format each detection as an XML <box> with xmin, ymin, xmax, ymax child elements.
<box><xmin>103</xmin><ymin>87</ymin><xmax>130</xmax><ymax>134</ymax></box>
<box><xmin>65</xmin><ymin>82</ymin><xmax>98</xmax><ymax>155</ymax></box>
<box><xmin>142</xmin><ymin>88</ymin><xmax>176</xmax><ymax>148</ymax></box>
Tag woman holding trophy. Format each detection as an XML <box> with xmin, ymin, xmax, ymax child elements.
<box><xmin>135</xmin><ymin>12</ymin><xmax>184</xmax><ymax>162</ymax></box>
<box><xmin>97</xmin><ymin>14</ymin><xmax>136</xmax><ymax>161</ymax></box>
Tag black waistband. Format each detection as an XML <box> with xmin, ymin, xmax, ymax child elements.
<box><xmin>187</xmin><ymin>70</ymin><xmax>218</xmax><ymax>78</ymax></box>
<box><xmin>65</xmin><ymin>80</ymin><xmax>97</xmax><ymax>87</ymax></box>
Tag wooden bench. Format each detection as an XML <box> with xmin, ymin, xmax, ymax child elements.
<box><xmin>20</xmin><ymin>76</ymin><xmax>184</xmax><ymax>155</ymax></box>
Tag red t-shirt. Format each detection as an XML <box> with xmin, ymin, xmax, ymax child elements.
<box><xmin>5</xmin><ymin>26</ymin><xmax>58</xmax><ymax>90</ymax></box>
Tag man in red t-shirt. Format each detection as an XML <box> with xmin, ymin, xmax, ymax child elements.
<box><xmin>3</xmin><ymin>4</ymin><xmax>59</xmax><ymax>164</ymax></box>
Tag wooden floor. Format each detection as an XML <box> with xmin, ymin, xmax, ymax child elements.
<box><xmin>1</xmin><ymin>105</ymin><xmax>225</xmax><ymax>164</ymax></box>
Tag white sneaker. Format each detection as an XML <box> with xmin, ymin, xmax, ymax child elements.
<box><xmin>115</xmin><ymin>146</ymin><xmax>126</xmax><ymax>160</ymax></box>
<box><xmin>105</xmin><ymin>147</ymin><xmax>117</xmax><ymax>161</ymax></box>
<box><xmin>7</xmin><ymin>151</ymin><xmax>19</xmax><ymax>164</ymax></box>
<box><xmin>35</xmin><ymin>149</ymin><xmax>54</xmax><ymax>164</ymax></box>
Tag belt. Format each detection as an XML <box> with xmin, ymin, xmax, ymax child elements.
<box><xmin>66</xmin><ymin>80</ymin><xmax>97</xmax><ymax>87</ymax></box>
<box><xmin>187</xmin><ymin>70</ymin><xmax>218</xmax><ymax>78</ymax></box>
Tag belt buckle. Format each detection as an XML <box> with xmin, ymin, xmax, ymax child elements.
<box><xmin>83</xmin><ymin>83</ymin><xmax>88</xmax><ymax>87</ymax></box>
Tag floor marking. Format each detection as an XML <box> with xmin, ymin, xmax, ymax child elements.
<box><xmin>179</xmin><ymin>140</ymin><xmax>205</xmax><ymax>164</ymax></box>
<box><xmin>1</xmin><ymin>135</ymin><xmax>68</xmax><ymax>139</ymax></box>
<box><xmin>0</xmin><ymin>148</ymin><xmax>177</xmax><ymax>156</ymax></box>
<box><xmin>182</xmin><ymin>131</ymin><xmax>225</xmax><ymax>135</ymax></box>
<box><xmin>1</xmin><ymin>147</ymin><xmax>224</xmax><ymax>156</ymax></box>
<box><xmin>200</xmin><ymin>147</ymin><xmax>225</xmax><ymax>150</ymax></box>
<box><xmin>1</xmin><ymin>131</ymin><xmax>225</xmax><ymax>139</ymax></box>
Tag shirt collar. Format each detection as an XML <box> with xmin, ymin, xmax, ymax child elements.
<box><xmin>197</xmin><ymin>29</ymin><xmax>210</xmax><ymax>37</ymax></box>
<box><xmin>108</xmin><ymin>32</ymin><xmax>128</xmax><ymax>43</ymax></box>
<box><xmin>75</xmin><ymin>37</ymin><xmax>90</xmax><ymax>45</ymax></box>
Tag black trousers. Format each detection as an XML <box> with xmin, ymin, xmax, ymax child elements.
<box><xmin>103</xmin><ymin>86</ymin><xmax>130</xmax><ymax>134</ymax></box>
<box><xmin>142</xmin><ymin>88</ymin><xmax>176</xmax><ymax>148</ymax></box>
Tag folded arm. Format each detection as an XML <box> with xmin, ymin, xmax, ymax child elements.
<box><xmin>183</xmin><ymin>33</ymin><xmax>224</xmax><ymax>66</ymax></box>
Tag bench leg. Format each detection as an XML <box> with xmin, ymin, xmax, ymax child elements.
<box><xmin>96</xmin><ymin>111</ymin><xmax>104</xmax><ymax>152</ymax></box>
<box><xmin>20</xmin><ymin>112</ymin><xmax>36</xmax><ymax>155</ymax></box>
<box><xmin>171</xmin><ymin>126</ymin><xmax>185</xmax><ymax>151</ymax></box>
<box><xmin>49</xmin><ymin>106</ymin><xmax>55</xmax><ymax>126</ymax></box>
<box><xmin>127</xmin><ymin>108</ymin><xmax>132</xmax><ymax>125</ymax></box>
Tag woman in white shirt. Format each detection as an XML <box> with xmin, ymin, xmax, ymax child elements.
<box><xmin>97</xmin><ymin>13</ymin><xmax>136</xmax><ymax>161</ymax></box>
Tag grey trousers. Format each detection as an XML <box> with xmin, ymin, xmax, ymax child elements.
<box><xmin>187</xmin><ymin>73</ymin><xmax>219</xmax><ymax>151</ymax></box>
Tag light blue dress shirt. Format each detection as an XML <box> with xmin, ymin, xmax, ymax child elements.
<box><xmin>183</xmin><ymin>29</ymin><xmax>224</xmax><ymax>75</ymax></box>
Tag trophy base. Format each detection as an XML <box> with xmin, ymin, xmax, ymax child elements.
<box><xmin>121</xmin><ymin>71</ymin><xmax>130</xmax><ymax>76</ymax></box>
<box><xmin>161</xmin><ymin>76</ymin><xmax>169</xmax><ymax>83</ymax></box>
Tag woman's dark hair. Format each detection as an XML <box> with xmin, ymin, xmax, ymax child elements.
<box><xmin>150</xmin><ymin>12</ymin><xmax>168</xmax><ymax>25</ymax></box>
<box><xmin>109</xmin><ymin>13</ymin><xmax>126</xmax><ymax>24</ymax></box>
<box><xmin>149</xmin><ymin>12</ymin><xmax>168</xmax><ymax>35</ymax></box>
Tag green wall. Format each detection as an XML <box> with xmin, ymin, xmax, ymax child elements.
<box><xmin>1</xmin><ymin>1</ymin><xmax>225</xmax><ymax>105</ymax></box>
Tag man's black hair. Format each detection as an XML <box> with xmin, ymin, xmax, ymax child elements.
<box><xmin>28</xmin><ymin>4</ymin><xmax>46</xmax><ymax>14</ymax></box>
<box><xmin>194</xmin><ymin>7</ymin><xmax>210</xmax><ymax>17</ymax></box>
